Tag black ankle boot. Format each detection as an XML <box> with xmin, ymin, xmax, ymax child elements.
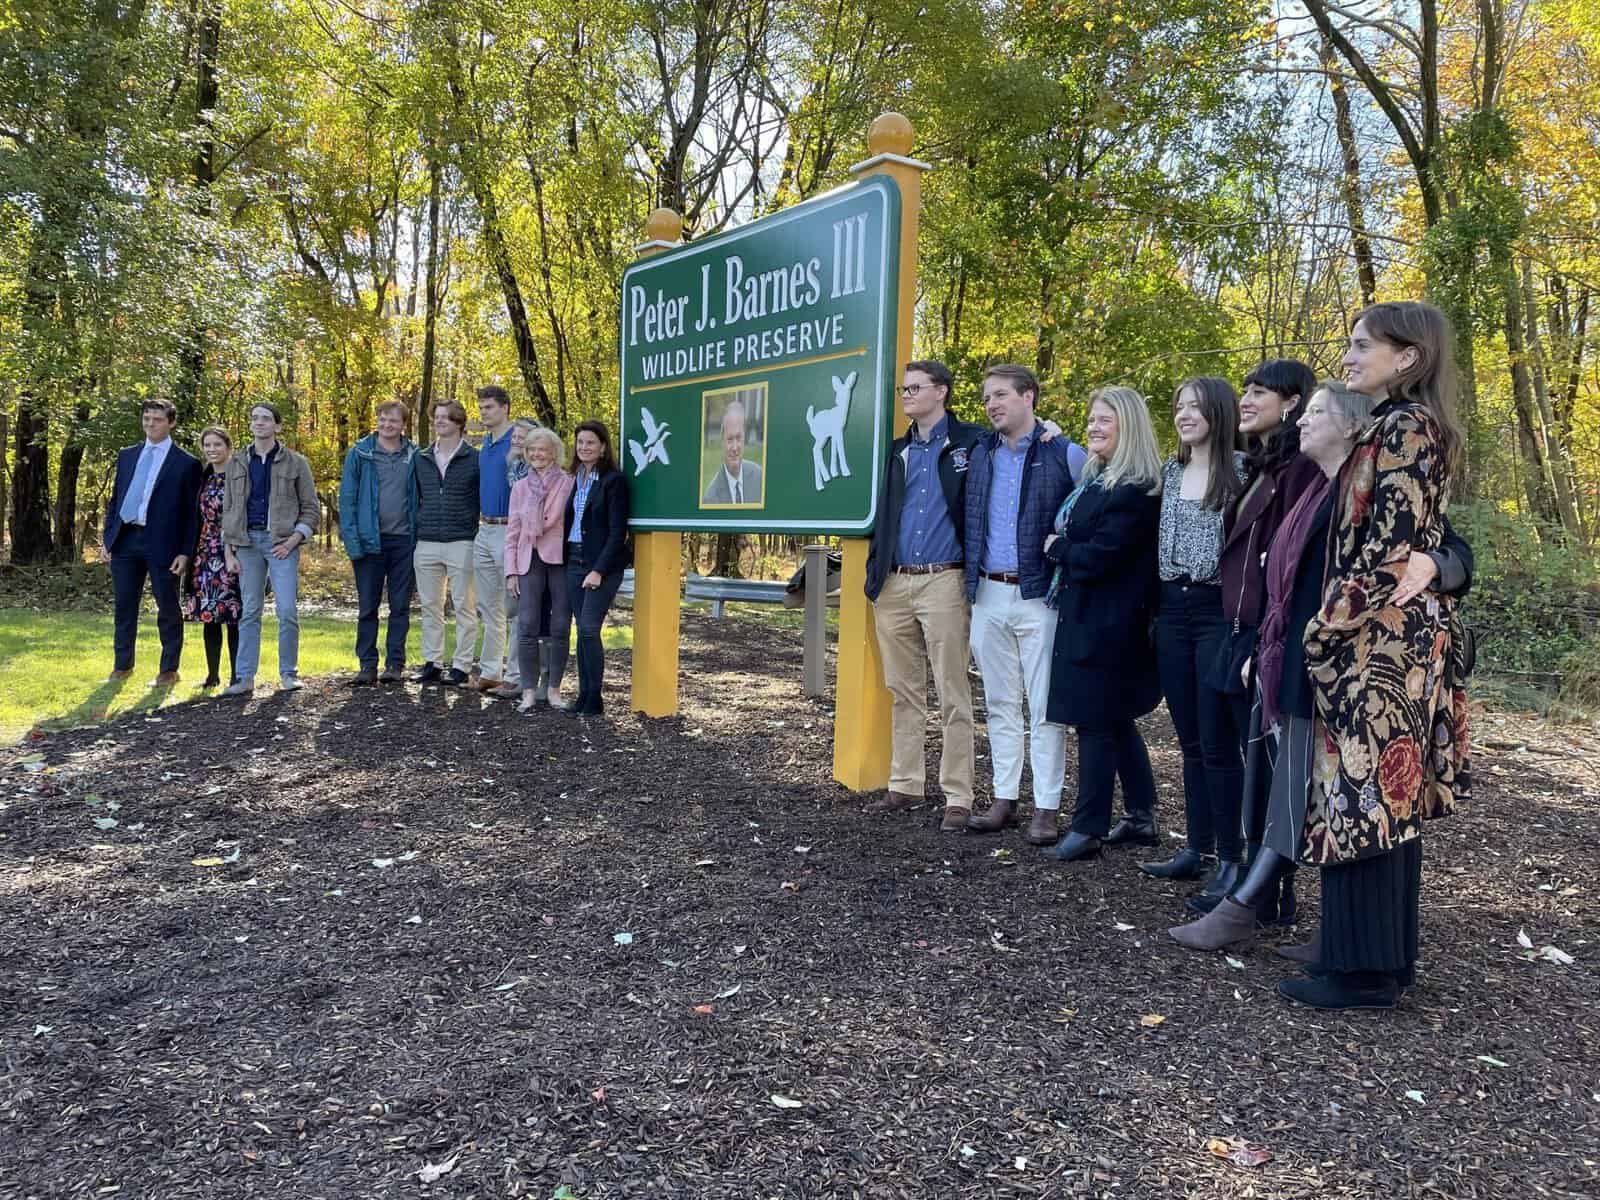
<box><xmin>1140</xmin><ymin>847</ymin><xmax>1211</xmax><ymax>880</ymax></box>
<box><xmin>1278</xmin><ymin>971</ymin><xmax>1399</xmax><ymax>1010</ymax></box>
<box><xmin>1185</xmin><ymin>859</ymin><xmax>1243</xmax><ymax>915</ymax></box>
<box><xmin>1271</xmin><ymin>870</ymin><xmax>1298</xmax><ymax>925</ymax></box>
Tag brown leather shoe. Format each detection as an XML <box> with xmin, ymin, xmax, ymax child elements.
<box><xmin>150</xmin><ymin>671</ymin><xmax>179</xmax><ymax>687</ymax></box>
<box><xmin>107</xmin><ymin>668</ymin><xmax>133</xmax><ymax>681</ymax></box>
<box><xmin>940</xmin><ymin>806</ymin><xmax>971</xmax><ymax>832</ymax></box>
<box><xmin>474</xmin><ymin>675</ymin><xmax>503</xmax><ymax>693</ymax></box>
<box><xmin>1024</xmin><ymin>807</ymin><xmax>1059</xmax><ymax>845</ymax></box>
<box><xmin>965</xmin><ymin>797</ymin><xmax>1019</xmax><ymax>833</ymax></box>
<box><xmin>866</xmin><ymin>790</ymin><xmax>920</xmax><ymax>814</ymax></box>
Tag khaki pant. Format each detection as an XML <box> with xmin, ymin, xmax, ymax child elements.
<box><xmin>473</xmin><ymin>523</ymin><xmax>518</xmax><ymax>685</ymax></box>
<box><xmin>871</xmin><ymin>569</ymin><xmax>975</xmax><ymax>806</ymax></box>
<box><xmin>414</xmin><ymin>539</ymin><xmax>477</xmax><ymax>673</ymax></box>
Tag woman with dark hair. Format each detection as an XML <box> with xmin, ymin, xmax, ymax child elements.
<box><xmin>1181</xmin><ymin>359</ymin><xmax>1324</xmax><ymax>919</ymax></box>
<box><xmin>559</xmin><ymin>420</ymin><xmax>630</xmax><ymax>716</ymax></box>
<box><xmin>1141</xmin><ymin>378</ymin><xmax>1246</xmax><ymax>884</ymax></box>
<box><xmin>185</xmin><ymin>426</ymin><xmax>242</xmax><ymax>689</ymax></box>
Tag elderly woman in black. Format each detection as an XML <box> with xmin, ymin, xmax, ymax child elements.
<box><xmin>1043</xmin><ymin>386</ymin><xmax>1164</xmax><ymax>862</ymax></box>
<box><xmin>559</xmin><ymin>420</ymin><xmax>630</xmax><ymax>716</ymax></box>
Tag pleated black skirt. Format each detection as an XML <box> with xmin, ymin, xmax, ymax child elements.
<box><xmin>1318</xmin><ymin>838</ymin><xmax>1422</xmax><ymax>974</ymax></box>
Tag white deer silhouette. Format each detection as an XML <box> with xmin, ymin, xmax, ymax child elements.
<box><xmin>806</xmin><ymin>371</ymin><xmax>856</xmax><ymax>491</ymax></box>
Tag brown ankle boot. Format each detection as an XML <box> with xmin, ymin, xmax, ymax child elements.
<box><xmin>1168</xmin><ymin>897</ymin><xmax>1256</xmax><ymax>951</ymax></box>
<box><xmin>965</xmin><ymin>797</ymin><xmax>1018</xmax><ymax>833</ymax></box>
<box><xmin>1024</xmin><ymin>807</ymin><xmax>1058</xmax><ymax>845</ymax></box>
<box><xmin>866</xmin><ymin>790</ymin><xmax>920</xmax><ymax>814</ymax></box>
<box><xmin>939</xmin><ymin>806</ymin><xmax>971</xmax><ymax>832</ymax></box>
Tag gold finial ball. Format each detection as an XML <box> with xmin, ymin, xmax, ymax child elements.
<box><xmin>646</xmin><ymin>207</ymin><xmax>683</xmax><ymax>243</ymax></box>
<box><xmin>867</xmin><ymin>113</ymin><xmax>914</xmax><ymax>157</ymax></box>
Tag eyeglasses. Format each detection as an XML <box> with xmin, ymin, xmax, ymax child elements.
<box><xmin>900</xmin><ymin>383</ymin><xmax>939</xmax><ymax>397</ymax></box>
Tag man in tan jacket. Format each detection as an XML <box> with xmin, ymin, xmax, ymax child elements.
<box><xmin>220</xmin><ymin>402</ymin><xmax>319</xmax><ymax>696</ymax></box>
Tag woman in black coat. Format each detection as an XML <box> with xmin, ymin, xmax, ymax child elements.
<box><xmin>559</xmin><ymin>420</ymin><xmax>631</xmax><ymax>716</ymax></box>
<box><xmin>1044</xmin><ymin>386</ymin><xmax>1165</xmax><ymax>862</ymax></box>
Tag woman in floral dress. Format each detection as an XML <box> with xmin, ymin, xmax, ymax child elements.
<box><xmin>185</xmin><ymin>426</ymin><xmax>242</xmax><ymax>688</ymax></box>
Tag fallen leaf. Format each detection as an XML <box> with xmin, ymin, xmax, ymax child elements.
<box><xmin>779</xmin><ymin>880</ymin><xmax>799</xmax><ymax>893</ymax></box>
<box><xmin>613</xmin><ymin>931</ymin><xmax>634</xmax><ymax>946</ymax></box>
<box><xmin>32</xmin><ymin>1024</ymin><xmax>52</xmax><ymax>1037</ymax></box>
<box><xmin>1013</xmin><ymin>1155</ymin><xmax>1028</xmax><ymax>1170</ymax></box>
<box><xmin>692</xmin><ymin>1004</ymin><xmax>714</xmax><ymax>1015</ymax></box>
<box><xmin>1516</xmin><ymin>928</ymin><xmax>1534</xmax><ymax>950</ymax></box>
<box><xmin>1539</xmin><ymin>945</ymin><xmax>1575</xmax><ymax>966</ymax></box>
<box><xmin>417</xmin><ymin>1153</ymin><xmax>458</xmax><ymax>1183</ymax></box>
<box><xmin>694</xmin><ymin>858</ymin><xmax>716</xmax><ymax>867</ymax></box>
<box><xmin>222</xmin><ymin>845</ymin><xmax>241</xmax><ymax>864</ymax></box>
<box><xmin>1140</xmin><ymin>1014</ymin><xmax>1166</xmax><ymax>1028</ymax></box>
<box><xmin>769</xmin><ymin>1094</ymin><xmax>803</xmax><ymax>1108</ymax></box>
<box><xmin>1225</xmin><ymin>956</ymin><xmax>1246</xmax><ymax>970</ymax></box>
<box><xmin>1476</xmin><ymin>1055</ymin><xmax>1508</xmax><ymax>1068</ymax></box>
<box><xmin>1114</xmin><ymin>922</ymin><xmax>1135</xmax><ymax>932</ymax></box>
<box><xmin>541</xmin><ymin>914</ymin><xmax>555</xmax><ymax>926</ymax></box>
<box><xmin>714</xmin><ymin>984</ymin><xmax>742</xmax><ymax>999</ymax></box>
<box><xmin>794</xmin><ymin>845</ymin><xmax>811</xmax><ymax>854</ymax></box>
<box><xmin>371</xmin><ymin>857</ymin><xmax>396</xmax><ymax>869</ymax></box>
<box><xmin>396</xmin><ymin>850</ymin><xmax>421</xmax><ymax>862</ymax></box>
<box><xmin>494</xmin><ymin>981</ymin><xmax>518</xmax><ymax>992</ymax></box>
<box><xmin>404</xmin><ymin>915</ymin><xmax>422</xmax><ymax>925</ymax></box>
<box><xmin>192</xmin><ymin>856</ymin><xmax>225</xmax><ymax>867</ymax></box>
<box><xmin>93</xmin><ymin>817</ymin><xmax>118</xmax><ymax>830</ymax></box>
<box><xmin>1404</xmin><ymin>1089</ymin><xmax>1425</xmax><ymax>1104</ymax></box>
<box><xmin>1206</xmin><ymin>1137</ymin><xmax>1272</xmax><ymax>1167</ymax></box>
<box><xmin>733</xmin><ymin>944</ymin><xmax>747</xmax><ymax>955</ymax></box>
<box><xmin>959</xmin><ymin>1144</ymin><xmax>977</xmax><ymax>1159</ymax></box>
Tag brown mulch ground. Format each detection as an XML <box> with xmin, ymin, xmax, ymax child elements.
<box><xmin>2</xmin><ymin>614</ymin><xmax>1597</xmax><ymax>1199</ymax></box>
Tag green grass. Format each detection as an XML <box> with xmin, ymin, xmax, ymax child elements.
<box><xmin>0</xmin><ymin>608</ymin><xmax>633</xmax><ymax>743</ymax></box>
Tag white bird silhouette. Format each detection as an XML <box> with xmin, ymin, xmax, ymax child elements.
<box><xmin>628</xmin><ymin>406</ymin><xmax>672</xmax><ymax>475</ymax></box>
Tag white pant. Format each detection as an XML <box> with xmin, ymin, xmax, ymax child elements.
<box><xmin>473</xmin><ymin>524</ymin><xmax>518</xmax><ymax>684</ymax></box>
<box><xmin>969</xmin><ymin>578</ymin><xmax>1064</xmax><ymax>809</ymax></box>
<box><xmin>414</xmin><ymin>539</ymin><xmax>477</xmax><ymax>673</ymax></box>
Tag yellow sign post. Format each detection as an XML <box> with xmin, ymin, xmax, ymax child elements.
<box><xmin>626</xmin><ymin>114</ymin><xmax>925</xmax><ymax>796</ymax></box>
<box><xmin>832</xmin><ymin>113</ymin><xmax>926</xmax><ymax>791</ymax></box>
<box><xmin>629</xmin><ymin>208</ymin><xmax>686</xmax><ymax>719</ymax></box>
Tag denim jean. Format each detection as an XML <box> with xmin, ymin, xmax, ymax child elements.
<box><xmin>1154</xmin><ymin>580</ymin><xmax>1244</xmax><ymax>859</ymax></box>
<box><xmin>235</xmin><ymin>529</ymin><xmax>301</xmax><ymax>683</ymax></box>
<box><xmin>353</xmin><ymin>535</ymin><xmax>415</xmax><ymax>670</ymax></box>
<box><xmin>562</xmin><ymin>554</ymin><xmax>624</xmax><ymax>712</ymax></box>
<box><xmin>1070</xmin><ymin>720</ymin><xmax>1158</xmax><ymax>838</ymax></box>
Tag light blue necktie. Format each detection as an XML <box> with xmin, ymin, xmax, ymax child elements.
<box><xmin>119</xmin><ymin>445</ymin><xmax>154</xmax><ymax>524</ymax></box>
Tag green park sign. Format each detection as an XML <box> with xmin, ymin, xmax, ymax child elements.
<box><xmin>619</xmin><ymin>177</ymin><xmax>902</xmax><ymax>534</ymax></box>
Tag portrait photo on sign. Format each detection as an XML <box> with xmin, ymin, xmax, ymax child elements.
<box><xmin>700</xmin><ymin>383</ymin><xmax>767</xmax><ymax>508</ymax></box>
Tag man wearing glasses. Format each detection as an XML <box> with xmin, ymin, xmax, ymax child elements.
<box><xmin>863</xmin><ymin>361</ymin><xmax>984</xmax><ymax>831</ymax></box>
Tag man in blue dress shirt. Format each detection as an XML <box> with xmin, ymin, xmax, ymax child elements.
<box><xmin>470</xmin><ymin>385</ymin><xmax>519</xmax><ymax>695</ymax></box>
<box><xmin>963</xmin><ymin>365</ymin><xmax>1087</xmax><ymax>844</ymax></box>
<box><xmin>864</xmin><ymin>361</ymin><xmax>984</xmax><ymax>831</ymax></box>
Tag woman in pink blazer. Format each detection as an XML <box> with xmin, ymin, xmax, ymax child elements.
<box><xmin>507</xmin><ymin>428</ymin><xmax>576</xmax><ymax>712</ymax></box>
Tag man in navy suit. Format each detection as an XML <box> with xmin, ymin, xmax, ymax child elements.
<box><xmin>103</xmin><ymin>400</ymin><xmax>203</xmax><ymax>684</ymax></box>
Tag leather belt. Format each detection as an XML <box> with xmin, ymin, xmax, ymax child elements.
<box><xmin>480</xmin><ymin>516</ymin><xmax>509</xmax><ymax>525</ymax></box>
<box><xmin>892</xmin><ymin>561</ymin><xmax>961</xmax><ymax>575</ymax></box>
<box><xmin>982</xmin><ymin>571</ymin><xmax>1020</xmax><ymax>584</ymax></box>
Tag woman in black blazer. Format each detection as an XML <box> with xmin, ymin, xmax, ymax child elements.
<box><xmin>1043</xmin><ymin>386</ymin><xmax>1165</xmax><ymax>862</ymax></box>
<box><xmin>559</xmin><ymin>420</ymin><xmax>631</xmax><ymax>715</ymax></box>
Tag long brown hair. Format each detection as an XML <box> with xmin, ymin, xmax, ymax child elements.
<box><xmin>1173</xmin><ymin>376</ymin><xmax>1243</xmax><ymax>511</ymax></box>
<box><xmin>570</xmin><ymin>419</ymin><xmax>619</xmax><ymax>476</ymax></box>
<box><xmin>1351</xmin><ymin>301</ymin><xmax>1466</xmax><ymax>480</ymax></box>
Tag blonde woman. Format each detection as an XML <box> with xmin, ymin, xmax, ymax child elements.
<box><xmin>506</xmin><ymin>427</ymin><xmax>574</xmax><ymax>711</ymax></box>
<box><xmin>1042</xmin><ymin>386</ymin><xmax>1165</xmax><ymax>862</ymax></box>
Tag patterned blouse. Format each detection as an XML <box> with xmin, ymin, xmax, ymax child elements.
<box><xmin>1157</xmin><ymin>453</ymin><xmax>1247</xmax><ymax>585</ymax></box>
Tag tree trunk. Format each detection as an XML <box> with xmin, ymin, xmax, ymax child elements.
<box><xmin>52</xmin><ymin>395</ymin><xmax>94</xmax><ymax>562</ymax></box>
<box><xmin>419</xmin><ymin>152</ymin><xmax>442</xmax><ymax>423</ymax></box>
<box><xmin>1519</xmin><ymin>257</ymin><xmax>1582</xmax><ymax>539</ymax></box>
<box><xmin>712</xmin><ymin>533</ymin><xmax>741</xmax><ymax>578</ymax></box>
<box><xmin>172</xmin><ymin>0</ymin><xmax>222</xmax><ymax>421</ymax></box>
<box><xmin>1499</xmin><ymin>265</ymin><xmax>1558</xmax><ymax>525</ymax></box>
<box><xmin>1322</xmin><ymin>34</ymin><xmax>1377</xmax><ymax>307</ymax></box>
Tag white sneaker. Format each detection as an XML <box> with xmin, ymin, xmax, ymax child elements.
<box><xmin>220</xmin><ymin>680</ymin><xmax>254</xmax><ymax>697</ymax></box>
<box><xmin>279</xmin><ymin>676</ymin><xmax>304</xmax><ymax>692</ymax></box>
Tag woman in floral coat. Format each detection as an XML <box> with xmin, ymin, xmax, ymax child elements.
<box><xmin>184</xmin><ymin>426</ymin><xmax>243</xmax><ymax>688</ymax></box>
<box><xmin>1287</xmin><ymin>300</ymin><xmax>1472</xmax><ymax>1010</ymax></box>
